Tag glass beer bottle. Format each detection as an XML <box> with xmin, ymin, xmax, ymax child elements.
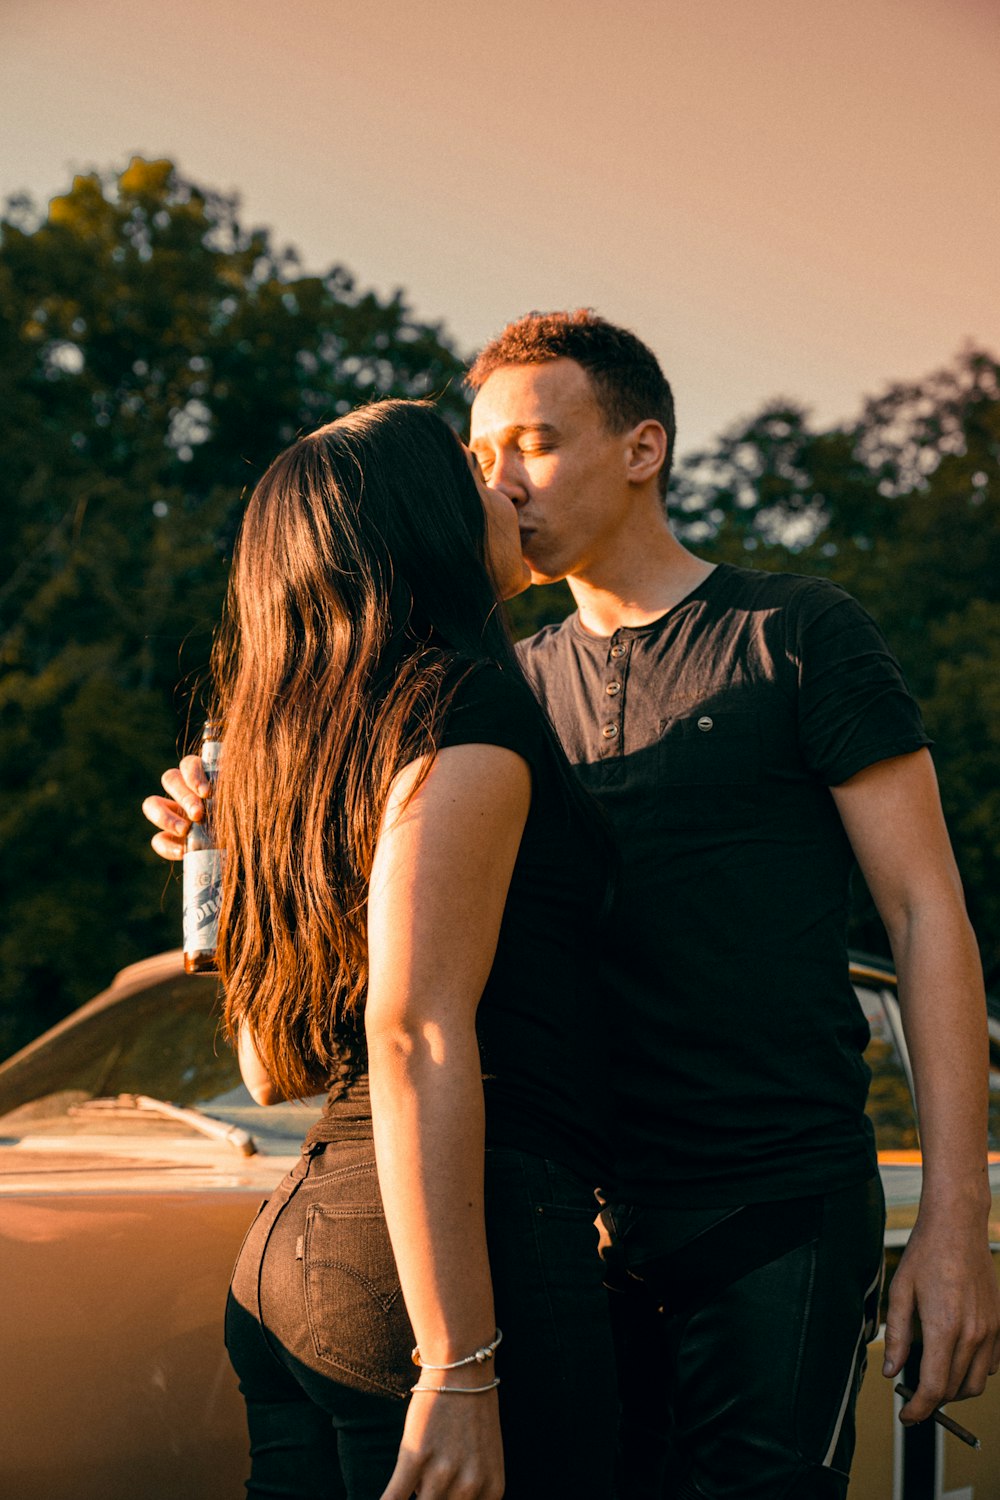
<box><xmin>183</xmin><ymin>720</ymin><xmax>223</xmax><ymax>975</ymax></box>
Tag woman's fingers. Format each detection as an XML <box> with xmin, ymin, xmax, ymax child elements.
<box><xmin>149</xmin><ymin>828</ymin><xmax>185</xmax><ymax>860</ymax></box>
<box><xmin>378</xmin><ymin>1395</ymin><xmax>504</xmax><ymax>1499</ymax></box>
<box><xmin>142</xmin><ymin>794</ymin><xmax>190</xmax><ymax>859</ymax></box>
<box><xmin>378</xmin><ymin>1455</ymin><xmax>419</xmax><ymax>1500</ymax></box>
<box><xmin>161</xmin><ymin>758</ymin><xmax>208</xmax><ymax>818</ymax></box>
<box><xmin>142</xmin><ymin>759</ymin><xmax>210</xmax><ymax>862</ymax></box>
<box><xmin>178</xmin><ymin>754</ymin><xmax>211</xmax><ymax>797</ymax></box>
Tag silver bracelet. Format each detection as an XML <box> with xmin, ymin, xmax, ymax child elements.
<box><xmin>411</xmin><ymin>1328</ymin><xmax>503</xmax><ymax>1370</ymax></box>
<box><xmin>410</xmin><ymin>1377</ymin><xmax>501</xmax><ymax>1395</ymax></box>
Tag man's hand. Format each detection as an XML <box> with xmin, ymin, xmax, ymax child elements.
<box><xmin>141</xmin><ymin>757</ymin><xmax>210</xmax><ymax>859</ymax></box>
<box><xmin>884</xmin><ymin>1210</ymin><xmax>1000</xmax><ymax>1423</ymax></box>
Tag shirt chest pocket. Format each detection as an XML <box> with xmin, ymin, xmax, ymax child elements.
<box><xmin>654</xmin><ymin>706</ymin><xmax>761</xmax><ymax>828</ymax></box>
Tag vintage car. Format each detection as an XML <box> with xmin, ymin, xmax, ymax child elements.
<box><xmin>849</xmin><ymin>958</ymin><xmax>1000</xmax><ymax>1500</ymax></box>
<box><xmin>0</xmin><ymin>952</ymin><xmax>316</xmax><ymax>1500</ymax></box>
<box><xmin>0</xmin><ymin>951</ymin><xmax>997</xmax><ymax>1499</ymax></box>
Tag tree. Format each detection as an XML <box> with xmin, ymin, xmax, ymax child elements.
<box><xmin>4</xmin><ymin>157</ymin><xmax>997</xmax><ymax>1047</ymax></box>
<box><xmin>921</xmin><ymin>602</ymin><xmax>1000</xmax><ymax>985</ymax></box>
<box><xmin>0</xmin><ymin>158</ymin><xmax>468</xmax><ymax>1052</ymax></box>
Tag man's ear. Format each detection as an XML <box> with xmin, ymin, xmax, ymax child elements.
<box><xmin>624</xmin><ymin>419</ymin><xmax>668</xmax><ymax>488</ymax></box>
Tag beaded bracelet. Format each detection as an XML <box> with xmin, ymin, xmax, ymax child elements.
<box><xmin>411</xmin><ymin>1377</ymin><xmax>501</xmax><ymax>1395</ymax></box>
<box><xmin>411</xmin><ymin>1328</ymin><xmax>503</xmax><ymax>1370</ymax></box>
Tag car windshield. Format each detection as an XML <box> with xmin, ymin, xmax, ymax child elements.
<box><xmin>858</xmin><ymin>980</ymin><xmax>1000</xmax><ymax>1156</ymax></box>
<box><xmin>0</xmin><ymin>967</ymin><xmax>322</xmax><ymax>1154</ymax></box>
<box><xmin>856</xmin><ymin>985</ymin><xmax>918</xmax><ymax>1153</ymax></box>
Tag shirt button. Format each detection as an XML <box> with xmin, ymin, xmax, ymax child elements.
<box><xmin>697</xmin><ymin>716</ymin><xmax>714</xmax><ymax>732</ymax></box>
<box><xmin>601</xmin><ymin>724</ymin><xmax>619</xmax><ymax>739</ymax></box>
<box><xmin>605</xmin><ymin>681</ymin><xmax>622</xmax><ymax>697</ymax></box>
<box><xmin>610</xmin><ymin>644</ymin><xmax>628</xmax><ymax>660</ymax></box>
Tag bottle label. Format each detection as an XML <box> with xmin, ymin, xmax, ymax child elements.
<box><xmin>183</xmin><ymin>848</ymin><xmax>223</xmax><ymax>954</ymax></box>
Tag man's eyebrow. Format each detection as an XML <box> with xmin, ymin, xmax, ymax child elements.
<box><xmin>471</xmin><ymin>423</ymin><xmax>560</xmax><ymax>447</ymax></box>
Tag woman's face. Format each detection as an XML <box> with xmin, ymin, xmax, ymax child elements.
<box><xmin>464</xmin><ymin>446</ymin><xmax>531</xmax><ymax>601</ymax></box>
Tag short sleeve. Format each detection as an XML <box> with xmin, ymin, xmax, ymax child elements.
<box><xmin>438</xmin><ymin>663</ymin><xmax>550</xmax><ymax>775</ymax></box>
<box><xmin>791</xmin><ymin>583</ymin><xmax>931</xmax><ymax>785</ymax></box>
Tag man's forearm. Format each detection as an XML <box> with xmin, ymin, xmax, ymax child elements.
<box><xmin>888</xmin><ymin>898</ymin><xmax>991</xmax><ymax>1216</ymax></box>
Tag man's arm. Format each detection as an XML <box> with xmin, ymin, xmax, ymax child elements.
<box><xmin>832</xmin><ymin>748</ymin><xmax>1000</xmax><ymax>1422</ymax></box>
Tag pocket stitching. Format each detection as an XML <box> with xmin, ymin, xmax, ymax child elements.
<box><xmin>302</xmin><ymin>1202</ymin><xmax>409</xmax><ymax>1398</ymax></box>
<box><xmin>299</xmin><ymin>1159</ymin><xmax>379</xmax><ymax>1190</ymax></box>
<box><xmin>307</xmin><ymin>1255</ymin><xmax>403</xmax><ymax>1316</ymax></box>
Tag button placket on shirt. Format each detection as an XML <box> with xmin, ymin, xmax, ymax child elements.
<box><xmin>600</xmin><ymin>637</ymin><xmax>630</xmax><ymax>756</ymax></box>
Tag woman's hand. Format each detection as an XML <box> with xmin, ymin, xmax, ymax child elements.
<box><xmin>141</xmin><ymin>757</ymin><xmax>210</xmax><ymax>859</ymax></box>
<box><xmin>380</xmin><ymin>1388</ymin><xmax>504</xmax><ymax>1500</ymax></box>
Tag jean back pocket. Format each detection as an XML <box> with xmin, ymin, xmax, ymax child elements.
<box><xmin>304</xmin><ymin>1181</ymin><xmax>412</xmax><ymax>1399</ymax></box>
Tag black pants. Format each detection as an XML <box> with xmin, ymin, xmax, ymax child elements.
<box><xmin>225</xmin><ymin>1141</ymin><xmax>617</xmax><ymax>1500</ymax></box>
<box><xmin>602</xmin><ymin>1175</ymin><xmax>886</xmax><ymax>1500</ymax></box>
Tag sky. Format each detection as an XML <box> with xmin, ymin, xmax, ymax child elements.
<box><xmin>2</xmin><ymin>0</ymin><xmax>998</xmax><ymax>455</ymax></box>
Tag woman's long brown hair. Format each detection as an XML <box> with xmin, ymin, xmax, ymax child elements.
<box><xmin>211</xmin><ymin>400</ymin><xmax>521</xmax><ymax>1098</ymax></box>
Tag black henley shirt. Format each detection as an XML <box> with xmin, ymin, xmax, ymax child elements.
<box><xmin>518</xmin><ymin>563</ymin><xmax>931</xmax><ymax>1208</ymax></box>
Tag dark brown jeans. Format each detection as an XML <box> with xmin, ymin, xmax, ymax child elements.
<box><xmin>226</xmin><ymin>1140</ymin><xmax>617</xmax><ymax>1499</ymax></box>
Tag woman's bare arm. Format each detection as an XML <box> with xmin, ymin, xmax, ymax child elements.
<box><xmin>366</xmin><ymin>742</ymin><xmax>530</xmax><ymax>1500</ymax></box>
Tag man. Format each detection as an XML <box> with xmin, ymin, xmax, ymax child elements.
<box><xmin>146</xmin><ymin>310</ymin><xmax>999</xmax><ymax>1497</ymax></box>
<box><xmin>464</xmin><ymin>311</ymin><xmax>999</xmax><ymax>1497</ymax></box>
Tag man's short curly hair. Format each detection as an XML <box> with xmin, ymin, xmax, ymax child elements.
<box><xmin>467</xmin><ymin>309</ymin><xmax>676</xmax><ymax>497</ymax></box>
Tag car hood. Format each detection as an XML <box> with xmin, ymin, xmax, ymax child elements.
<box><xmin>0</xmin><ymin>1133</ymin><xmax>299</xmax><ymax>1195</ymax></box>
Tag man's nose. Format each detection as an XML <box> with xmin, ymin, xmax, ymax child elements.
<box><xmin>489</xmin><ymin>451</ymin><xmax>528</xmax><ymax>505</ymax></box>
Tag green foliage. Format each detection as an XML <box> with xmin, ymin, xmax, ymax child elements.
<box><xmin>0</xmin><ymin>158</ymin><xmax>468</xmax><ymax>1053</ymax></box>
<box><xmin>921</xmin><ymin>602</ymin><xmax>1000</xmax><ymax>981</ymax></box>
<box><xmin>3</xmin><ymin>155</ymin><xmax>998</xmax><ymax>1049</ymax></box>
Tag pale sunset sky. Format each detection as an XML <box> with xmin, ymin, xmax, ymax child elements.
<box><xmin>2</xmin><ymin>0</ymin><xmax>997</xmax><ymax>454</ymax></box>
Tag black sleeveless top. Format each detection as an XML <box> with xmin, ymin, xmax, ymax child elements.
<box><xmin>306</xmin><ymin>663</ymin><xmax>613</xmax><ymax>1184</ymax></box>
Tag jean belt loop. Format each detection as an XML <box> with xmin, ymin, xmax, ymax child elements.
<box><xmin>288</xmin><ymin>1141</ymin><xmax>324</xmax><ymax>1181</ymax></box>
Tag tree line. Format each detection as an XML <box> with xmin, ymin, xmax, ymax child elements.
<box><xmin>1</xmin><ymin>158</ymin><xmax>997</xmax><ymax>1052</ymax></box>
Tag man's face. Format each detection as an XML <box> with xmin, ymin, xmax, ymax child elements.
<box><xmin>469</xmin><ymin>359</ymin><xmax>632</xmax><ymax>587</ymax></box>
<box><xmin>461</xmin><ymin>444</ymin><xmax>531</xmax><ymax>602</ymax></box>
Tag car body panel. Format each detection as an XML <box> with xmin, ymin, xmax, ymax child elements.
<box><xmin>1</xmin><ymin>951</ymin><xmax>999</xmax><ymax>1498</ymax></box>
<box><xmin>1</xmin><ymin>1188</ymin><xmax>254</xmax><ymax>1499</ymax></box>
<box><xmin>0</xmin><ymin>953</ymin><xmax>319</xmax><ymax>1499</ymax></box>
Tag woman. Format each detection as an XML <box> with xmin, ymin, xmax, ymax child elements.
<box><xmin>144</xmin><ymin>400</ymin><xmax>617</xmax><ymax>1499</ymax></box>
